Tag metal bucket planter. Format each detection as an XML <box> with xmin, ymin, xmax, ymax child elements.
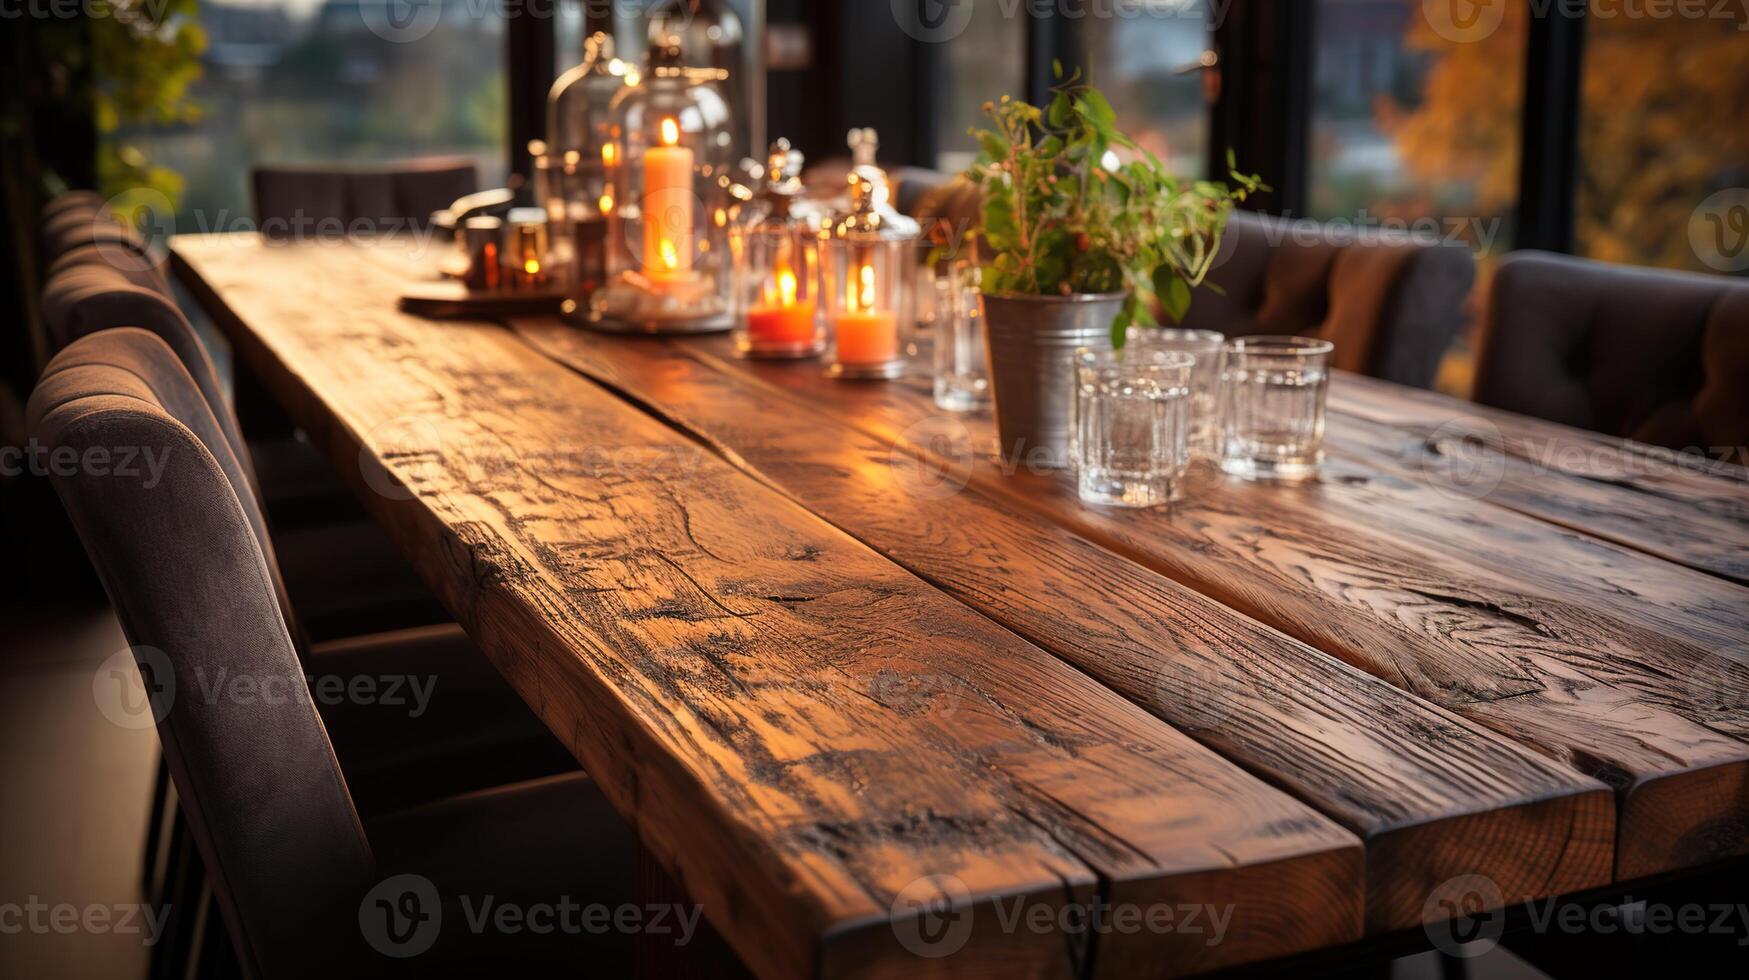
<box><xmin>980</xmin><ymin>291</ymin><xmax>1124</xmax><ymax>469</ymax></box>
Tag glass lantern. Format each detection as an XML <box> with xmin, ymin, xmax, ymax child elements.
<box><xmin>822</xmin><ymin>236</ymin><xmax>913</xmax><ymax>380</ymax></box>
<box><xmin>731</xmin><ymin>139</ymin><xmax>821</xmax><ymax>358</ymax></box>
<box><xmin>546</xmin><ymin>32</ymin><xmax>629</xmax><ymax>309</ymax></box>
<box><xmin>587</xmin><ymin>36</ymin><xmax>735</xmax><ymax>334</ymax></box>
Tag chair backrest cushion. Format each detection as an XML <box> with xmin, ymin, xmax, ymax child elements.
<box><xmin>1476</xmin><ymin>251</ymin><xmax>1749</xmax><ymax>462</ymax></box>
<box><xmin>48</xmin><ymin>242</ymin><xmax>175</xmax><ymax>298</ymax></box>
<box><xmin>1181</xmin><ymin>211</ymin><xmax>1477</xmax><ymax>388</ymax></box>
<box><xmin>40</xmin><ymin>264</ymin><xmax>249</xmax><ymax>473</ymax></box>
<box><xmin>28</xmin><ymin>330</ymin><xmax>373</xmax><ymax>977</ymax></box>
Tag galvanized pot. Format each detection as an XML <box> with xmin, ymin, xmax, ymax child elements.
<box><xmin>980</xmin><ymin>291</ymin><xmax>1124</xmax><ymax>469</ymax></box>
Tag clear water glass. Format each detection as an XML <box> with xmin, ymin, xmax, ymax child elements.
<box><xmin>932</xmin><ymin>269</ymin><xmax>989</xmax><ymax>412</ymax></box>
<box><xmin>1071</xmin><ymin>348</ymin><xmax>1195</xmax><ymax>508</ymax></box>
<box><xmin>1219</xmin><ymin>336</ymin><xmax>1334</xmax><ymax>481</ymax></box>
<box><xmin>1126</xmin><ymin>326</ymin><xmax>1225</xmax><ymax>461</ymax></box>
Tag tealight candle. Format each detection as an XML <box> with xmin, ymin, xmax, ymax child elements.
<box><xmin>829</xmin><ymin>259</ymin><xmax>902</xmax><ymax>369</ymax></box>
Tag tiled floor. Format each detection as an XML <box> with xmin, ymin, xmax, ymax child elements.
<box><xmin>0</xmin><ymin>601</ymin><xmax>157</xmax><ymax>980</ymax></box>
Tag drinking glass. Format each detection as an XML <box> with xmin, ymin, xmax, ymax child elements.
<box><xmin>1071</xmin><ymin>348</ymin><xmax>1195</xmax><ymax>508</ymax></box>
<box><xmin>1219</xmin><ymin>336</ymin><xmax>1334</xmax><ymax>481</ymax></box>
<box><xmin>932</xmin><ymin>266</ymin><xmax>989</xmax><ymax>412</ymax></box>
<box><xmin>1126</xmin><ymin>327</ymin><xmax>1224</xmax><ymax>461</ymax></box>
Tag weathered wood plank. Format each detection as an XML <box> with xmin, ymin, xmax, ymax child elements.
<box><xmin>581</xmin><ymin>329</ymin><xmax>1749</xmax><ymax>884</ymax></box>
<box><xmin>1327</xmin><ymin>375</ymin><xmax>1749</xmax><ymax>584</ymax></box>
<box><xmin>510</xmin><ymin>316</ymin><xmax>1618</xmax><ymax>939</ymax></box>
<box><xmin>171</xmin><ymin>234</ymin><xmax>1363</xmax><ymax>979</ymax></box>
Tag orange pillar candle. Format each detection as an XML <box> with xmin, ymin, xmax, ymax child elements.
<box><xmin>832</xmin><ymin>261</ymin><xmax>898</xmax><ymax>364</ymax></box>
<box><xmin>641</xmin><ymin>117</ymin><xmax>694</xmax><ymax>278</ymax></box>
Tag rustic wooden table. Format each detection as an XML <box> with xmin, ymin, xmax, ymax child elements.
<box><xmin>171</xmin><ymin>233</ymin><xmax>1749</xmax><ymax>979</ymax></box>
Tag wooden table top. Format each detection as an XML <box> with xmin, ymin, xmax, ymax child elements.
<box><xmin>171</xmin><ymin>233</ymin><xmax>1749</xmax><ymax>979</ymax></box>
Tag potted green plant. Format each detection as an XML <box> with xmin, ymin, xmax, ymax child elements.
<box><xmin>965</xmin><ymin>70</ymin><xmax>1262</xmax><ymax>467</ymax></box>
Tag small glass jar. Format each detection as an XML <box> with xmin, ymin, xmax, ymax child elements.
<box><xmin>732</xmin><ymin>226</ymin><xmax>821</xmax><ymax>358</ymax></box>
<box><xmin>462</xmin><ymin>215</ymin><xmax>503</xmax><ymax>291</ymax></box>
<box><xmin>822</xmin><ymin>237</ymin><xmax>911</xmax><ymax>380</ymax></box>
<box><xmin>502</xmin><ymin>208</ymin><xmax>550</xmax><ymax>289</ymax></box>
<box><xmin>932</xmin><ymin>264</ymin><xmax>989</xmax><ymax>412</ymax></box>
<box><xmin>1072</xmin><ymin>347</ymin><xmax>1195</xmax><ymax>508</ymax></box>
<box><xmin>1126</xmin><ymin>327</ymin><xmax>1224</xmax><ymax>461</ymax></box>
<box><xmin>1219</xmin><ymin>336</ymin><xmax>1334</xmax><ymax>481</ymax></box>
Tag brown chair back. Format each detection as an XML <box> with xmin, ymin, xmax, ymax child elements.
<box><xmin>1476</xmin><ymin>250</ymin><xmax>1749</xmax><ymax>463</ymax></box>
<box><xmin>1180</xmin><ymin>211</ymin><xmax>1477</xmax><ymax>389</ymax></box>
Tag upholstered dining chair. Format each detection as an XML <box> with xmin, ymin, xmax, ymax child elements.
<box><xmin>29</xmin><ymin>330</ymin><xmax>633</xmax><ymax>978</ymax></box>
<box><xmin>251</xmin><ymin>158</ymin><xmax>478</xmax><ymax>235</ymax></box>
<box><xmin>1475</xmin><ymin>251</ymin><xmax>1749</xmax><ymax>463</ymax></box>
<box><xmin>35</xmin><ymin>326</ymin><xmax>575</xmax><ymax>799</ymax></box>
<box><xmin>1175</xmin><ymin>211</ymin><xmax>1477</xmax><ymax>389</ymax></box>
<box><xmin>39</xmin><ymin>260</ymin><xmax>450</xmax><ymax>641</ymax></box>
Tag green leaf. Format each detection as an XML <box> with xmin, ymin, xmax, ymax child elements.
<box><xmin>977</xmin><ymin>130</ymin><xmax>1010</xmax><ymax>163</ymax></box>
<box><xmin>1053</xmin><ymin>58</ymin><xmax>1064</xmax><ymax>80</ymax></box>
<box><xmin>1047</xmin><ymin>92</ymin><xmax>1072</xmax><ymax>130</ymax></box>
<box><xmin>1074</xmin><ymin>89</ymin><xmax>1118</xmax><ymax>134</ymax></box>
<box><xmin>1155</xmin><ymin>269</ymin><xmax>1193</xmax><ymax>323</ymax></box>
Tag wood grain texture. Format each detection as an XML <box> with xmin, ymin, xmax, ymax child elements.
<box><xmin>571</xmin><ymin>329</ymin><xmax>1749</xmax><ymax>885</ymax></box>
<box><xmin>1327</xmin><ymin>374</ymin><xmax>1749</xmax><ymax>585</ymax></box>
<box><xmin>170</xmin><ymin>234</ymin><xmax>1362</xmax><ymax>980</ymax></box>
<box><xmin>509</xmin><ymin>316</ymin><xmax>1617</xmax><ymax>939</ymax></box>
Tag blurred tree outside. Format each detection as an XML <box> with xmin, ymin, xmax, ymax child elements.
<box><xmin>1389</xmin><ymin>3</ymin><xmax>1749</xmax><ymax>274</ymax></box>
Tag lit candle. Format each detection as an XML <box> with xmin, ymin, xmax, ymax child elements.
<box><xmin>833</xmin><ymin>259</ymin><xmax>897</xmax><ymax>365</ymax></box>
<box><xmin>747</xmin><ymin>259</ymin><xmax>816</xmax><ymax>347</ymax></box>
<box><xmin>642</xmin><ymin>117</ymin><xmax>694</xmax><ymax>280</ymax></box>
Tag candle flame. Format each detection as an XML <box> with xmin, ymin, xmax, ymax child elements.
<box><xmin>850</xmin><ymin>262</ymin><xmax>876</xmax><ymax>312</ymax></box>
<box><xmin>601</xmin><ymin>142</ymin><xmax>618</xmax><ymax>167</ymax></box>
<box><xmin>524</xmin><ymin>258</ymin><xmax>541</xmax><ymax>275</ymax></box>
<box><xmin>660</xmin><ymin>238</ymin><xmax>680</xmax><ymax>271</ymax></box>
<box><xmin>599</xmin><ymin>192</ymin><xmax>615</xmax><ymax>214</ymax></box>
<box><xmin>781</xmin><ymin>266</ymin><xmax>798</xmax><ymax>305</ymax></box>
<box><xmin>660</xmin><ymin>117</ymin><xmax>680</xmax><ymax>147</ymax></box>
<box><xmin>714</xmin><ymin>208</ymin><xmax>728</xmax><ymax>228</ymax></box>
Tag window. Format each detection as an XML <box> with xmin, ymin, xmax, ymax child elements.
<box><xmin>1576</xmin><ymin>9</ymin><xmax>1749</xmax><ymax>273</ymax></box>
<box><xmin>111</xmin><ymin>0</ymin><xmax>508</xmax><ymax>225</ymax></box>
<box><xmin>1080</xmin><ymin>0</ymin><xmax>1211</xmax><ymax>177</ymax></box>
<box><xmin>1307</xmin><ymin>0</ymin><xmax>1524</xmax><ymax>258</ymax></box>
<box><xmin>933</xmin><ymin>5</ymin><xmax>1027</xmax><ymax>173</ymax></box>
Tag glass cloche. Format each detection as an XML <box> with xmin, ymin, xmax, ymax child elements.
<box><xmin>587</xmin><ymin>35</ymin><xmax>736</xmax><ymax>334</ymax></box>
<box><xmin>545</xmin><ymin>32</ymin><xmax>630</xmax><ymax>301</ymax></box>
<box><xmin>642</xmin><ymin>0</ymin><xmax>752</xmax><ymax>160</ymax></box>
